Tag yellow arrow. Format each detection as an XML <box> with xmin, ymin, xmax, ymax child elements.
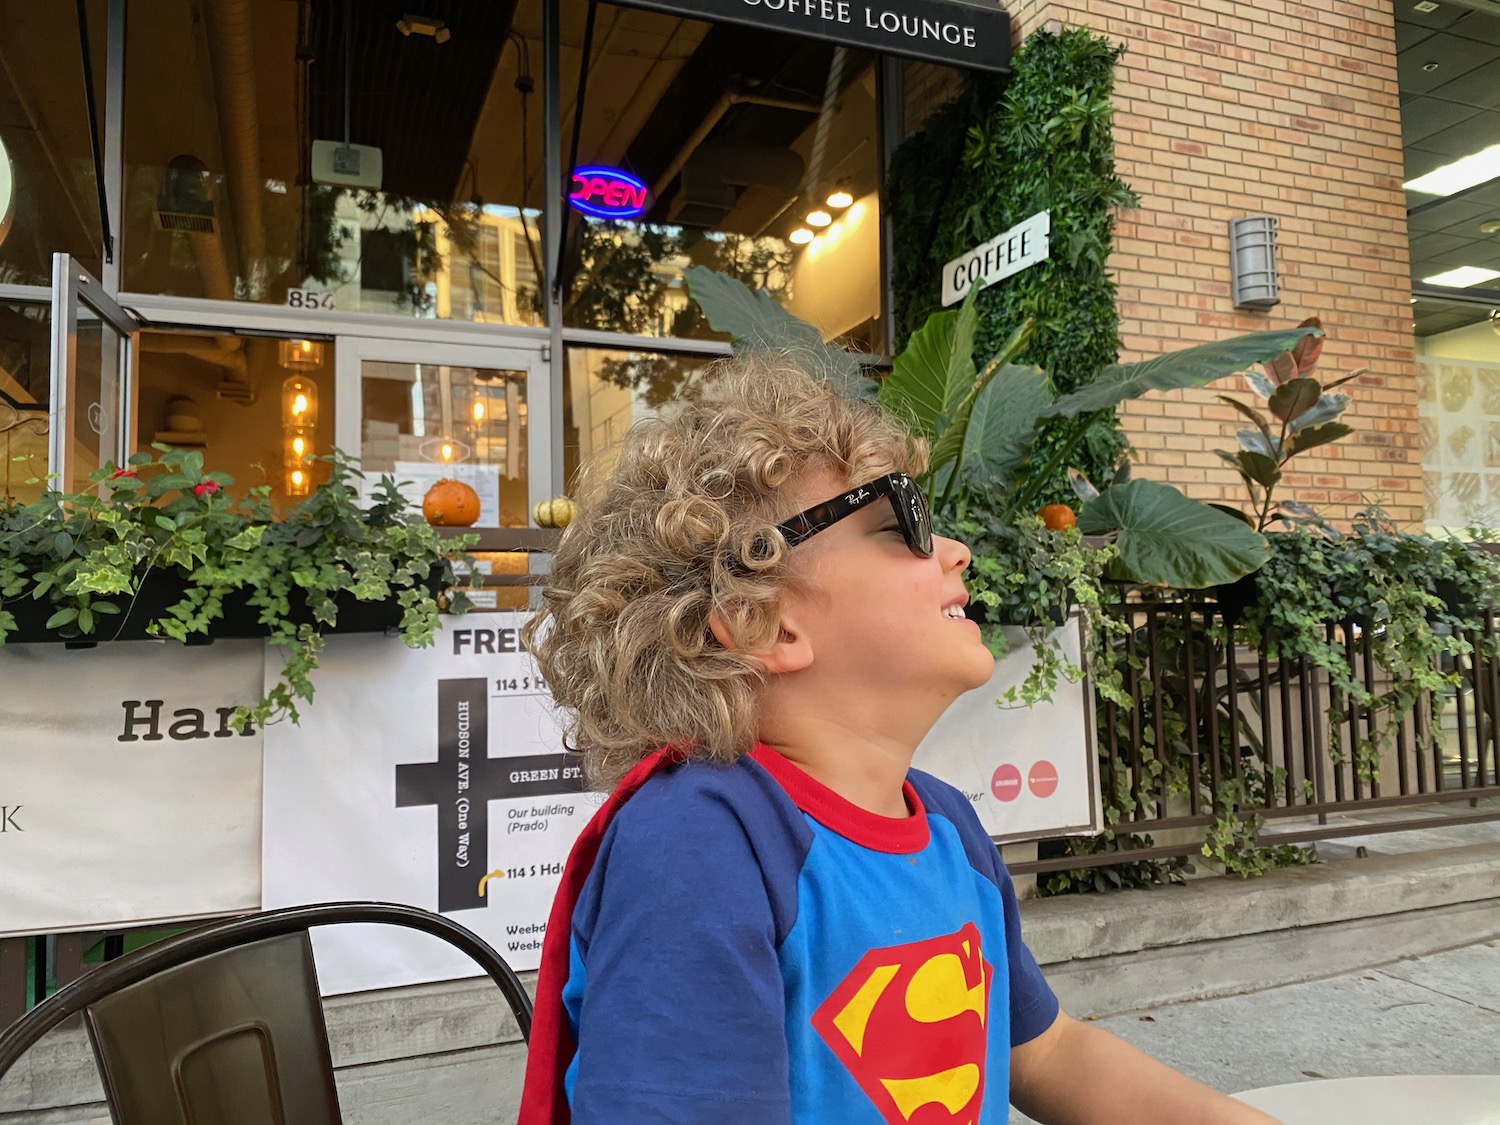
<box><xmin>478</xmin><ymin>868</ymin><xmax>506</xmax><ymax>897</ymax></box>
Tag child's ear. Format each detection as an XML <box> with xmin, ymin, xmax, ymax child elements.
<box><xmin>708</xmin><ymin>607</ymin><xmax>814</xmax><ymax>675</ymax></box>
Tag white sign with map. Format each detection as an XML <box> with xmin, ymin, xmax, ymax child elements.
<box><xmin>261</xmin><ymin>618</ymin><xmax>594</xmax><ymax>994</ymax></box>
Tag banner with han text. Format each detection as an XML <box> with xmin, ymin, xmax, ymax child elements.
<box><xmin>0</xmin><ymin>640</ymin><xmax>264</xmax><ymax>937</ymax></box>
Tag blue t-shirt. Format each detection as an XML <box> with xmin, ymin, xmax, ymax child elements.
<box><xmin>559</xmin><ymin>746</ymin><xmax>1059</xmax><ymax>1124</ymax></box>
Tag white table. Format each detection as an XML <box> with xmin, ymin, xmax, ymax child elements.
<box><xmin>1234</xmin><ymin>1075</ymin><xmax>1500</xmax><ymax>1124</ymax></box>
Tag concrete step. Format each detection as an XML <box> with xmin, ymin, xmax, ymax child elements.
<box><xmin>1021</xmin><ymin>842</ymin><xmax>1500</xmax><ymax>1017</ymax></box>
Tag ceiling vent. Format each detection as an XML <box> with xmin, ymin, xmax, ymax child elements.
<box><xmin>667</xmin><ymin>143</ymin><xmax>805</xmax><ymax>228</ymax></box>
<box><xmin>155</xmin><ymin>154</ymin><xmax>218</xmax><ymax>235</ymax></box>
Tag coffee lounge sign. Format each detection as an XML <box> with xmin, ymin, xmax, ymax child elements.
<box><xmin>626</xmin><ymin>0</ymin><xmax>1011</xmax><ymax>72</ymax></box>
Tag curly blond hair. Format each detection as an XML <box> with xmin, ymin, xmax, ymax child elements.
<box><xmin>523</xmin><ymin>353</ymin><xmax>926</xmax><ymax>789</ymax></box>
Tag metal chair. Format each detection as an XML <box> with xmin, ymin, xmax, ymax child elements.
<box><xmin>0</xmin><ymin>902</ymin><xmax>532</xmax><ymax>1125</ymax></box>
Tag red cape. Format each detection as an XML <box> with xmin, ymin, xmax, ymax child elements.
<box><xmin>516</xmin><ymin>747</ymin><xmax>682</xmax><ymax>1125</ymax></box>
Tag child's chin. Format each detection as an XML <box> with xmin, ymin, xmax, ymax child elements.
<box><xmin>962</xmin><ymin>650</ymin><xmax>997</xmax><ymax>691</ymax></box>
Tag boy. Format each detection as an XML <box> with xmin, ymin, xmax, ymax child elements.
<box><xmin>518</xmin><ymin>357</ymin><xmax>1279</xmax><ymax>1125</ymax></box>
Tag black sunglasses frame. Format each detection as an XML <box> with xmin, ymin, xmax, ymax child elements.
<box><xmin>775</xmin><ymin>472</ymin><xmax>934</xmax><ymax>558</ymax></box>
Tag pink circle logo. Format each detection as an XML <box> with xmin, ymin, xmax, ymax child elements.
<box><xmin>991</xmin><ymin>764</ymin><xmax>1022</xmax><ymax>802</ymax></box>
<box><xmin>1028</xmin><ymin>760</ymin><xmax>1059</xmax><ymax>799</ymax></box>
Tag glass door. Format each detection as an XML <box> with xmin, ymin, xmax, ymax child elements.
<box><xmin>48</xmin><ymin>254</ymin><xmax>142</xmax><ymax>492</ymax></box>
<box><xmin>334</xmin><ymin>337</ymin><xmax>549</xmax><ymax>530</ymax></box>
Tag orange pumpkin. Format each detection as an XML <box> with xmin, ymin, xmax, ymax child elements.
<box><xmin>1039</xmin><ymin>503</ymin><xmax>1077</xmax><ymax>532</ymax></box>
<box><xmin>423</xmin><ymin>479</ymin><xmax>481</xmax><ymax>526</ymax></box>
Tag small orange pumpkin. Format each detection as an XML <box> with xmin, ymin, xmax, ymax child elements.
<box><xmin>1039</xmin><ymin>503</ymin><xmax>1077</xmax><ymax>532</ymax></box>
<box><xmin>423</xmin><ymin>479</ymin><xmax>481</xmax><ymax>526</ymax></box>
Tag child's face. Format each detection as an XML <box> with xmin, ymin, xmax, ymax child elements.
<box><xmin>776</xmin><ymin>467</ymin><xmax>995</xmax><ymax>711</ymax></box>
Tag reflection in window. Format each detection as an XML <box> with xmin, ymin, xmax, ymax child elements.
<box><xmin>136</xmin><ymin>332</ymin><xmax>335</xmax><ymax>512</ymax></box>
<box><xmin>563</xmin><ymin>347</ymin><xmax>713</xmax><ymax>487</ymax></box>
<box><xmin>560</xmin><ymin>4</ymin><xmax>884</xmax><ymax>349</ymax></box>
<box><xmin>0</xmin><ymin>302</ymin><xmax>51</xmax><ymax>503</ymax></box>
<box><xmin>0</xmin><ymin>0</ymin><xmax>108</xmax><ymax>284</ymax></box>
<box><xmin>123</xmin><ymin>0</ymin><xmax>544</xmax><ymax>323</ymax></box>
<box><xmin>360</xmin><ymin>361</ymin><xmax>529</xmax><ymax>528</ymax></box>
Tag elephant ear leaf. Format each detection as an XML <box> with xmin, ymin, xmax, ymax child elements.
<box><xmin>1044</xmin><ymin>326</ymin><xmax>1323</xmax><ymax>418</ymax></box>
<box><xmin>879</xmin><ymin>284</ymin><xmax>980</xmax><ymax>447</ymax></box>
<box><xmin>961</xmin><ymin>364</ymin><xmax>1052</xmax><ymax>491</ymax></box>
<box><xmin>1080</xmin><ymin>479</ymin><xmax>1270</xmax><ymax>588</ymax></box>
<box><xmin>683</xmin><ymin>265</ymin><xmax>874</xmax><ymax>400</ymax></box>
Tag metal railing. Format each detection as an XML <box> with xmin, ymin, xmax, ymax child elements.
<box><xmin>1011</xmin><ymin>602</ymin><xmax>1500</xmax><ymax>876</ymax></box>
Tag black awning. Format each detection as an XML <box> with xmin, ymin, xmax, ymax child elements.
<box><xmin>618</xmin><ymin>0</ymin><xmax>1010</xmax><ymax>73</ymax></box>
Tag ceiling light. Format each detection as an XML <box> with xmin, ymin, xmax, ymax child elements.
<box><xmin>397</xmin><ymin>14</ymin><xmax>451</xmax><ymax>42</ymax></box>
<box><xmin>1413</xmin><ymin>1</ymin><xmax>1439</xmax><ymax>11</ymax></box>
<box><xmin>805</xmin><ymin>209</ymin><xmax>832</xmax><ymax>228</ymax></box>
<box><xmin>789</xmin><ymin>228</ymin><xmax>815</xmax><ymax>245</ymax></box>
<box><xmin>1481</xmin><ymin>219</ymin><xmax>1500</xmax><ymax>234</ymax></box>
<box><xmin>826</xmin><ymin>190</ymin><xmax>854</xmax><ymax>209</ymax></box>
<box><xmin>1404</xmin><ymin>143</ymin><xmax>1500</xmax><ymax>196</ymax></box>
<box><xmin>1421</xmin><ymin>266</ymin><xmax>1500</xmax><ymax>287</ymax></box>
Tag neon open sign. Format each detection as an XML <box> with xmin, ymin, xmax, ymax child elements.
<box><xmin>569</xmin><ymin>166</ymin><xmax>650</xmax><ymax>220</ymax></box>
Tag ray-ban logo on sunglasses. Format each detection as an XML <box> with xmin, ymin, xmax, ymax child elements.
<box><xmin>845</xmin><ymin>488</ymin><xmax>871</xmax><ymax>504</ymax></box>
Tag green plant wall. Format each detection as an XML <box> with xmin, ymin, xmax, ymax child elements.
<box><xmin>887</xmin><ymin>27</ymin><xmax>1138</xmax><ymax>503</ymax></box>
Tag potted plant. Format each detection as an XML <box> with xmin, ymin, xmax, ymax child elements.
<box><xmin>0</xmin><ymin>445</ymin><xmax>477</xmax><ymax>729</ymax></box>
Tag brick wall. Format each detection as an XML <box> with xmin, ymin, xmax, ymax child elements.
<box><xmin>1003</xmin><ymin>0</ymin><xmax>1422</xmax><ymax>526</ymax></box>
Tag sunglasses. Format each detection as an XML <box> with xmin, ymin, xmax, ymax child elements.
<box><xmin>729</xmin><ymin>472</ymin><xmax>934</xmax><ymax>573</ymax></box>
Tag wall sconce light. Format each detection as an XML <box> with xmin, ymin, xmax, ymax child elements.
<box><xmin>826</xmin><ymin>188</ymin><xmax>853</xmax><ymax>209</ymax></box>
<box><xmin>278</xmin><ymin>338</ymin><xmax>325</xmax><ymax>370</ymax></box>
<box><xmin>1228</xmin><ymin>216</ymin><xmax>1280</xmax><ymax>310</ymax></box>
<box><xmin>789</xmin><ymin>228</ymin><xmax>814</xmax><ymax>246</ymax></box>
<box><xmin>805</xmin><ymin>209</ymin><xmax>832</xmax><ymax>228</ymax></box>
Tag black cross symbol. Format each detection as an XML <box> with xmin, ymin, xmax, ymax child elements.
<box><xmin>396</xmin><ymin>677</ymin><xmax>583</xmax><ymax>912</ymax></box>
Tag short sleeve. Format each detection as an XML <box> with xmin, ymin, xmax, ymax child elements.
<box><xmin>566</xmin><ymin>784</ymin><xmax>793</xmax><ymax>1125</ymax></box>
<box><xmin>905</xmin><ymin>771</ymin><xmax>1060</xmax><ymax>1046</ymax></box>
<box><xmin>992</xmin><ymin>854</ymin><xmax>1061</xmax><ymax>1046</ymax></box>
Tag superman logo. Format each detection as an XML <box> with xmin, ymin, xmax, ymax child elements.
<box><xmin>810</xmin><ymin>922</ymin><xmax>992</xmax><ymax>1125</ymax></box>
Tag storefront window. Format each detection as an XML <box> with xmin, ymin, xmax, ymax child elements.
<box><xmin>559</xmin><ymin>4</ymin><xmax>885</xmax><ymax>351</ymax></box>
<box><xmin>359</xmin><ymin>360</ymin><xmax>529</xmax><ymax>528</ymax></box>
<box><xmin>0</xmin><ymin>1</ymin><xmax>107</xmax><ymax>285</ymax></box>
<box><xmin>0</xmin><ymin>301</ymin><xmax>50</xmax><ymax>503</ymax></box>
<box><xmin>563</xmin><ymin>346</ymin><xmax>713</xmax><ymax>486</ymax></box>
<box><xmin>1417</xmin><ymin>306</ymin><xmax>1500</xmax><ymax>531</ymax></box>
<box><xmin>122</xmin><ymin>0</ymin><xmax>544</xmax><ymax>323</ymax></box>
<box><xmin>137</xmin><ymin>331</ymin><xmax>335</xmax><ymax>511</ymax></box>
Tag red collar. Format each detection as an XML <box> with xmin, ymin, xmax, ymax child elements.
<box><xmin>750</xmin><ymin>743</ymin><xmax>929</xmax><ymax>854</ymax></box>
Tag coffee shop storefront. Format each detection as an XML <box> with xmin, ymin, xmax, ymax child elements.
<box><xmin>1</xmin><ymin>0</ymin><xmax>1011</xmax><ymax>563</ymax></box>
<box><xmin>2</xmin><ymin>0</ymin><xmax>1110</xmax><ymax>1043</ymax></box>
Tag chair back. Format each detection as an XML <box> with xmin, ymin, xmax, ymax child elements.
<box><xmin>0</xmin><ymin>903</ymin><xmax>533</xmax><ymax>1125</ymax></box>
<box><xmin>86</xmin><ymin>932</ymin><xmax>340</xmax><ymax>1125</ymax></box>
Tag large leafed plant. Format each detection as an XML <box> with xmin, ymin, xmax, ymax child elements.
<box><xmin>684</xmin><ymin>267</ymin><xmax>1322</xmax><ymax>591</ymax></box>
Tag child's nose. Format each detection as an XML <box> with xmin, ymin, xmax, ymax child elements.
<box><xmin>936</xmin><ymin>535</ymin><xmax>971</xmax><ymax>571</ymax></box>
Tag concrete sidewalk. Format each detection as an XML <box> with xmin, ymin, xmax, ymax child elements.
<box><xmin>1010</xmin><ymin>937</ymin><xmax>1500</xmax><ymax>1124</ymax></box>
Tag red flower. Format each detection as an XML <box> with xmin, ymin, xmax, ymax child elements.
<box><xmin>109</xmin><ymin>468</ymin><xmax>138</xmax><ymax>480</ymax></box>
<box><xmin>193</xmin><ymin>481</ymin><xmax>220</xmax><ymax>497</ymax></box>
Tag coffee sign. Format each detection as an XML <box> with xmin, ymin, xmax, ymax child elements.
<box><xmin>941</xmin><ymin>210</ymin><xmax>1050</xmax><ymax>307</ymax></box>
<box><xmin>623</xmin><ymin>0</ymin><xmax>1011</xmax><ymax>72</ymax></box>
